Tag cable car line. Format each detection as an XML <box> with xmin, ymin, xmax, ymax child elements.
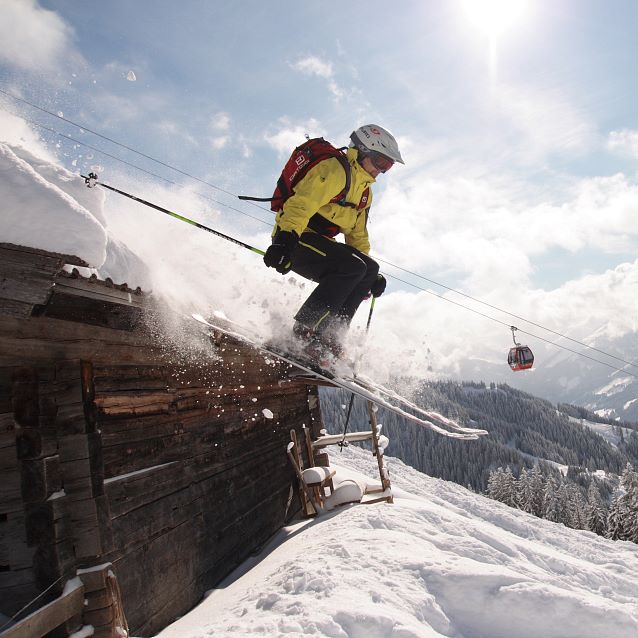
<box><xmin>2</xmin><ymin>88</ymin><xmax>635</xmax><ymax>375</ymax></box>
<box><xmin>386</xmin><ymin>272</ymin><xmax>638</xmax><ymax>380</ymax></box>
<box><xmin>0</xmin><ymin>87</ymin><xmax>246</xmax><ymax>201</ymax></box>
<box><xmin>375</xmin><ymin>257</ymin><xmax>638</xmax><ymax>371</ymax></box>
<box><xmin>4</xmin><ymin>112</ymin><xmax>271</xmax><ymax>227</ymax></box>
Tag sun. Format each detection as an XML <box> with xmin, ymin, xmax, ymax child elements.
<box><xmin>462</xmin><ymin>0</ymin><xmax>529</xmax><ymax>38</ymax></box>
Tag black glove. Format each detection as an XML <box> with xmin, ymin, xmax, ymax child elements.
<box><xmin>263</xmin><ymin>230</ymin><xmax>298</xmax><ymax>274</ymax></box>
<box><xmin>370</xmin><ymin>274</ymin><xmax>387</xmax><ymax>298</ymax></box>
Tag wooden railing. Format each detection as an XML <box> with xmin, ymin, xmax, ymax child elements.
<box><xmin>0</xmin><ymin>563</ymin><xmax>128</xmax><ymax>638</ymax></box>
<box><xmin>0</xmin><ymin>580</ymin><xmax>84</xmax><ymax>638</ymax></box>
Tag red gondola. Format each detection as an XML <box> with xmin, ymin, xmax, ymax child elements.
<box><xmin>508</xmin><ymin>326</ymin><xmax>534</xmax><ymax>371</ymax></box>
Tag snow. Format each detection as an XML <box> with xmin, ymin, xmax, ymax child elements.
<box><xmin>155</xmin><ymin>446</ymin><xmax>638</xmax><ymax>638</ymax></box>
<box><xmin>103</xmin><ymin>461</ymin><xmax>178</xmax><ymax>484</ymax></box>
<box><xmin>0</xmin><ymin>138</ymin><xmax>151</xmax><ymax>288</ymax></box>
<box><xmin>594</xmin><ymin>376</ymin><xmax>633</xmax><ymax>397</ymax></box>
<box><xmin>61</xmin><ymin>576</ymin><xmax>83</xmax><ymax>596</ymax></box>
<box><xmin>323</xmin><ymin>479</ymin><xmax>365</xmax><ymax>508</ymax></box>
<box><xmin>0</xmin><ymin>141</ymin><xmax>107</xmax><ymax>265</ymax></box>
<box><xmin>68</xmin><ymin>626</ymin><xmax>94</xmax><ymax>638</ymax></box>
<box><xmin>566</xmin><ymin>415</ymin><xmax>634</xmax><ymax>448</ymax></box>
<box><xmin>301</xmin><ymin>466</ymin><xmax>334</xmax><ymax>484</ymax></box>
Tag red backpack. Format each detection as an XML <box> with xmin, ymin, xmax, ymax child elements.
<box><xmin>239</xmin><ymin>137</ymin><xmax>368</xmax><ymax>212</ymax></box>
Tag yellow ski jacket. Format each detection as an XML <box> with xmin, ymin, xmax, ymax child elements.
<box><xmin>273</xmin><ymin>147</ymin><xmax>375</xmax><ymax>255</ymax></box>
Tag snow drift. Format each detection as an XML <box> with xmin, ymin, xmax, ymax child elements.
<box><xmin>156</xmin><ymin>446</ymin><xmax>638</xmax><ymax>638</ymax></box>
<box><xmin>0</xmin><ymin>139</ymin><xmax>151</xmax><ymax>288</ymax></box>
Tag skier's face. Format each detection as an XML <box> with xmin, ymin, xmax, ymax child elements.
<box><xmin>360</xmin><ymin>155</ymin><xmax>383</xmax><ymax>178</ymax></box>
<box><xmin>360</xmin><ymin>152</ymin><xmax>394</xmax><ymax>178</ymax></box>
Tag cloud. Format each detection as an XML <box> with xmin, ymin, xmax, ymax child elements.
<box><xmin>154</xmin><ymin>119</ymin><xmax>199</xmax><ymax>147</ymax></box>
<box><xmin>211</xmin><ymin>136</ymin><xmax>229</xmax><ymax>150</ymax></box>
<box><xmin>263</xmin><ymin>117</ymin><xmax>325</xmax><ymax>156</ymax></box>
<box><xmin>608</xmin><ymin>129</ymin><xmax>638</xmax><ymax>156</ymax></box>
<box><xmin>207</xmin><ymin>113</ymin><xmax>231</xmax><ymax>150</ymax></box>
<box><xmin>491</xmin><ymin>84</ymin><xmax>595</xmax><ymax>162</ymax></box>
<box><xmin>371</xmin><ymin>167</ymin><xmax>638</xmax><ymax>304</ymax></box>
<box><xmin>210</xmin><ymin>112</ymin><xmax>231</xmax><ymax>131</ymax></box>
<box><xmin>290</xmin><ymin>55</ymin><xmax>344</xmax><ymax>99</ymax></box>
<box><xmin>0</xmin><ymin>0</ymin><xmax>77</xmax><ymax>71</ymax></box>
<box><xmin>291</xmin><ymin>56</ymin><xmax>333</xmax><ymax>79</ymax></box>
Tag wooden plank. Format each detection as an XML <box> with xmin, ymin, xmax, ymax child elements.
<box><xmin>313</xmin><ymin>430</ymin><xmax>374</xmax><ymax>447</ymax></box>
<box><xmin>20</xmin><ymin>458</ymin><xmax>53</xmax><ymax>504</ymax></box>
<box><xmin>76</xmin><ymin>563</ymin><xmax>111</xmax><ymax>593</ymax></box>
<box><xmin>0</xmin><ymin>513</ymin><xmax>33</xmax><ymax>570</ymax></box>
<box><xmin>0</xmin><ymin>299</ymin><xmax>33</xmax><ymax>318</ymax></box>
<box><xmin>368</xmin><ymin>401</ymin><xmax>393</xmax><ymax>501</ymax></box>
<box><xmin>0</xmin><ymin>316</ymin><xmax>167</xmax><ymax>367</ymax></box>
<box><xmin>52</xmin><ymin>277</ymin><xmax>145</xmax><ymax>306</ymax></box>
<box><xmin>67</xmin><ymin>495</ymin><xmax>112</xmax><ymax>558</ymax></box>
<box><xmin>0</xmin><ymin>243</ymin><xmax>88</xmax><ymax>267</ymax></box>
<box><xmin>25</xmin><ymin>497</ymin><xmax>67</xmax><ymax>546</ymax></box>
<box><xmin>40</xmin><ymin>290</ymin><xmax>144</xmax><ymax>331</ymax></box>
<box><xmin>0</xmin><ymin>581</ymin><xmax>84</xmax><ymax>638</ymax></box>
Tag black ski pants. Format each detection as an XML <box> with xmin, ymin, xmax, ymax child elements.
<box><xmin>290</xmin><ymin>232</ymin><xmax>379</xmax><ymax>333</ymax></box>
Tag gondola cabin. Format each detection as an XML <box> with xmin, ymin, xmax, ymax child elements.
<box><xmin>508</xmin><ymin>345</ymin><xmax>534</xmax><ymax>371</ymax></box>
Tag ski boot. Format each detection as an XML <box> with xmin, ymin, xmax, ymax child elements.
<box><xmin>292</xmin><ymin>322</ymin><xmax>343</xmax><ymax>370</ymax></box>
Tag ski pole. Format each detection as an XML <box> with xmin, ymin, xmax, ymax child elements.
<box><xmin>339</xmin><ymin>296</ymin><xmax>376</xmax><ymax>450</ymax></box>
<box><xmin>81</xmin><ymin>173</ymin><xmax>265</xmax><ymax>257</ymax></box>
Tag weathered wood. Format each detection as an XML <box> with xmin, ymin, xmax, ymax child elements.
<box><xmin>0</xmin><ymin>244</ymin><xmax>317</xmax><ymax>637</ymax></box>
<box><xmin>52</xmin><ymin>276</ymin><xmax>145</xmax><ymax>305</ymax></box>
<box><xmin>0</xmin><ymin>243</ymin><xmax>88</xmax><ymax>268</ymax></box>
<box><xmin>367</xmin><ymin>401</ymin><xmax>393</xmax><ymax>502</ymax></box>
<box><xmin>0</xmin><ymin>468</ymin><xmax>22</xmax><ymax>515</ymax></box>
<box><xmin>11</xmin><ymin>368</ymin><xmax>39</xmax><ymax>429</ymax></box>
<box><xmin>20</xmin><ymin>456</ymin><xmax>61</xmax><ymax>504</ymax></box>
<box><xmin>0</xmin><ymin>581</ymin><xmax>84</xmax><ymax>638</ymax></box>
<box><xmin>25</xmin><ymin>497</ymin><xmax>67</xmax><ymax>546</ymax></box>
<box><xmin>0</xmin><ymin>514</ymin><xmax>33</xmax><ymax>570</ymax></box>
<box><xmin>0</xmin><ymin>299</ymin><xmax>34</xmax><ymax>318</ymax></box>
<box><xmin>0</xmin><ymin>316</ymin><xmax>166</xmax><ymax>367</ymax></box>
<box><xmin>76</xmin><ymin>563</ymin><xmax>110</xmax><ymax>593</ymax></box>
<box><xmin>38</xmin><ymin>289</ymin><xmax>144</xmax><ymax>331</ymax></box>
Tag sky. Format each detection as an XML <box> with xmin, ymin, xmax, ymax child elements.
<box><xmin>1</xmin><ymin>0</ymin><xmax>638</xmax><ymax>397</ymax></box>
<box><xmin>154</xmin><ymin>444</ymin><xmax>638</xmax><ymax>638</ymax></box>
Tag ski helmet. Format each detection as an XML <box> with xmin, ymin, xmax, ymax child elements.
<box><xmin>350</xmin><ymin>124</ymin><xmax>404</xmax><ymax>164</ymax></box>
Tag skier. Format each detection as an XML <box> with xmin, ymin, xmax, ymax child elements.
<box><xmin>263</xmin><ymin>124</ymin><xmax>404</xmax><ymax>359</ymax></box>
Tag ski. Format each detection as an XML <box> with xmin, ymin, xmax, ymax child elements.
<box><xmin>192</xmin><ymin>314</ymin><xmax>488</xmax><ymax>440</ymax></box>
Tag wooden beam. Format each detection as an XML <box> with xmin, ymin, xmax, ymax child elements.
<box><xmin>0</xmin><ymin>581</ymin><xmax>84</xmax><ymax>638</ymax></box>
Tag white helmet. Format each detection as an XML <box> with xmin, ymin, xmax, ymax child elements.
<box><xmin>350</xmin><ymin>124</ymin><xmax>404</xmax><ymax>164</ymax></box>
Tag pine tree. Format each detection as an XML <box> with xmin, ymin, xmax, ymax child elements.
<box><xmin>517</xmin><ymin>468</ymin><xmax>531</xmax><ymax>512</ymax></box>
<box><xmin>487</xmin><ymin>467</ymin><xmax>505</xmax><ymax>501</ymax></box>
<box><xmin>556</xmin><ymin>482</ymin><xmax>571</xmax><ymax>527</ymax></box>
<box><xmin>620</xmin><ymin>463</ymin><xmax>638</xmax><ymax>542</ymax></box>
<box><xmin>487</xmin><ymin>466</ymin><xmax>517</xmax><ymax>507</ymax></box>
<box><xmin>529</xmin><ymin>466</ymin><xmax>545</xmax><ymax>517</ymax></box>
<box><xmin>606</xmin><ymin>490</ymin><xmax>628</xmax><ymax>541</ymax></box>
<box><xmin>501</xmin><ymin>466</ymin><xmax>517</xmax><ymax>508</ymax></box>
<box><xmin>585</xmin><ymin>484</ymin><xmax>607</xmax><ymax>536</ymax></box>
<box><xmin>565</xmin><ymin>483</ymin><xmax>586</xmax><ymax>529</ymax></box>
<box><xmin>544</xmin><ymin>476</ymin><xmax>562</xmax><ymax>523</ymax></box>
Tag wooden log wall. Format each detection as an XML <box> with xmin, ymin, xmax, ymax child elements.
<box><xmin>0</xmin><ymin>243</ymin><xmax>320</xmax><ymax>637</ymax></box>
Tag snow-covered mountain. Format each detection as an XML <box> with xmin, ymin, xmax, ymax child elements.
<box><xmin>155</xmin><ymin>445</ymin><xmax>638</xmax><ymax>638</ymax></box>
<box><xmin>455</xmin><ymin>329</ymin><xmax>638</xmax><ymax>424</ymax></box>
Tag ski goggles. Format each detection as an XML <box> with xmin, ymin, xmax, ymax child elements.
<box><xmin>365</xmin><ymin>150</ymin><xmax>394</xmax><ymax>173</ymax></box>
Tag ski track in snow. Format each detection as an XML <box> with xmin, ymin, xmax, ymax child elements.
<box><xmin>156</xmin><ymin>447</ymin><xmax>638</xmax><ymax>638</ymax></box>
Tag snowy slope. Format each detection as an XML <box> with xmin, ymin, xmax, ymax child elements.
<box><xmin>156</xmin><ymin>446</ymin><xmax>638</xmax><ymax>638</ymax></box>
<box><xmin>567</xmin><ymin>415</ymin><xmax>635</xmax><ymax>448</ymax></box>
